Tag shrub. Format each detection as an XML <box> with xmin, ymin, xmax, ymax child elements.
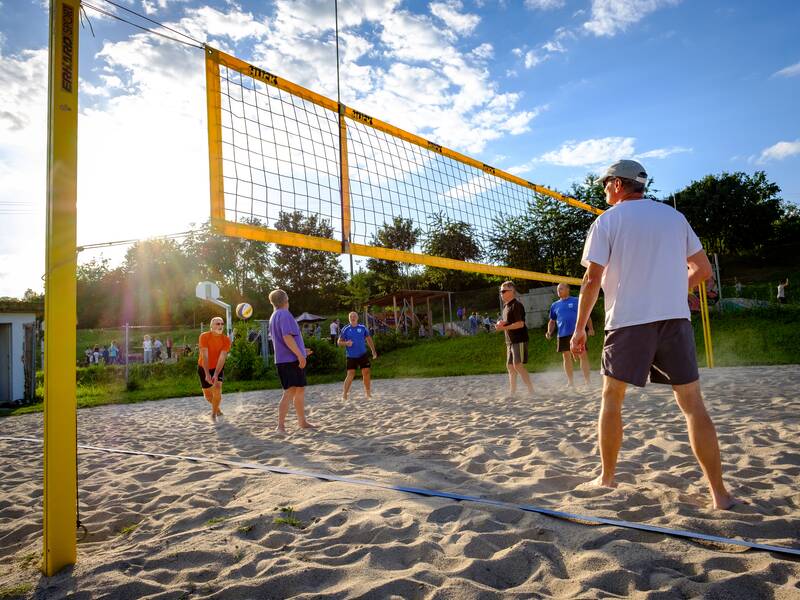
<box><xmin>373</xmin><ymin>330</ymin><xmax>418</xmax><ymax>355</ymax></box>
<box><xmin>302</xmin><ymin>336</ymin><xmax>343</xmax><ymax>374</ymax></box>
<box><xmin>226</xmin><ymin>322</ymin><xmax>260</xmax><ymax>380</ymax></box>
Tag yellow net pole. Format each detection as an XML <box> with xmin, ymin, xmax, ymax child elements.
<box><xmin>205</xmin><ymin>47</ymin><xmax>225</xmax><ymax>221</ymax></box>
<box><xmin>699</xmin><ymin>280</ymin><xmax>714</xmax><ymax>368</ymax></box>
<box><xmin>43</xmin><ymin>0</ymin><xmax>79</xmax><ymax>575</ymax></box>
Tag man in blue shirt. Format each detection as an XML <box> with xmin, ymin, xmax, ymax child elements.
<box><xmin>547</xmin><ymin>283</ymin><xmax>594</xmax><ymax>388</ymax></box>
<box><xmin>338</xmin><ymin>311</ymin><xmax>379</xmax><ymax>400</ymax></box>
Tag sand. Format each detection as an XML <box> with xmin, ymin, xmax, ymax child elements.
<box><xmin>1</xmin><ymin>365</ymin><xmax>799</xmax><ymax>599</ymax></box>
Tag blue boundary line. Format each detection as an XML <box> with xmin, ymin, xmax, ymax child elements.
<box><xmin>3</xmin><ymin>435</ymin><xmax>799</xmax><ymax>558</ymax></box>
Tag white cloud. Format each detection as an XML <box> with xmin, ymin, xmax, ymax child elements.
<box><xmin>508</xmin><ymin>137</ymin><xmax>687</xmax><ymax>173</ymax></box>
<box><xmin>635</xmin><ymin>146</ymin><xmax>691</xmax><ymax>159</ymax></box>
<box><xmin>773</xmin><ymin>61</ymin><xmax>800</xmax><ymax>78</ymax></box>
<box><xmin>523</xmin><ymin>50</ymin><xmax>546</xmax><ymax>69</ymax></box>
<box><xmin>583</xmin><ymin>0</ymin><xmax>681</xmax><ymax>37</ymax></box>
<box><xmin>471</xmin><ymin>43</ymin><xmax>494</xmax><ymax>60</ymax></box>
<box><xmin>524</xmin><ymin>0</ymin><xmax>566</xmax><ymax>9</ymax></box>
<box><xmin>757</xmin><ymin>140</ymin><xmax>800</xmax><ymax>163</ymax></box>
<box><xmin>0</xmin><ymin>48</ymin><xmax>48</xmax><ymax>296</ymax></box>
<box><xmin>541</xmin><ymin>137</ymin><xmax>637</xmax><ymax>167</ymax></box>
<box><xmin>430</xmin><ymin>0</ymin><xmax>480</xmax><ymax>36</ymax></box>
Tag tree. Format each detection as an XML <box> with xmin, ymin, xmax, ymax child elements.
<box><xmin>183</xmin><ymin>219</ymin><xmax>272</xmax><ymax>313</ymax></box>
<box><xmin>121</xmin><ymin>238</ymin><xmax>197</xmax><ymax>325</ymax></box>
<box><xmin>271</xmin><ymin>211</ymin><xmax>346</xmax><ymax>312</ymax></box>
<box><xmin>672</xmin><ymin>171</ymin><xmax>783</xmax><ymax>255</ymax></box>
<box><xmin>365</xmin><ymin>216</ymin><xmax>421</xmax><ymax>292</ymax></box>
<box><xmin>422</xmin><ymin>212</ymin><xmax>484</xmax><ymax>290</ymax></box>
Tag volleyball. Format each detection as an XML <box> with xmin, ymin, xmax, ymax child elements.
<box><xmin>235</xmin><ymin>302</ymin><xmax>253</xmax><ymax>320</ymax></box>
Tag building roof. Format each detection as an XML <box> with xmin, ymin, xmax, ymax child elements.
<box><xmin>366</xmin><ymin>290</ymin><xmax>451</xmax><ymax>307</ymax></box>
<box><xmin>0</xmin><ymin>300</ymin><xmax>44</xmax><ymax>316</ymax></box>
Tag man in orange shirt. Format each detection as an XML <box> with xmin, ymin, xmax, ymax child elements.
<box><xmin>198</xmin><ymin>316</ymin><xmax>231</xmax><ymax>422</ymax></box>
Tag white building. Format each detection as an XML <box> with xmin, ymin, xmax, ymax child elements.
<box><xmin>0</xmin><ymin>304</ymin><xmax>40</xmax><ymax>403</ymax></box>
<box><xmin>518</xmin><ymin>286</ymin><xmax>559</xmax><ymax>328</ymax></box>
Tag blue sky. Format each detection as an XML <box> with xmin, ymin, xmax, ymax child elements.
<box><xmin>1</xmin><ymin>0</ymin><xmax>799</xmax><ymax>297</ymax></box>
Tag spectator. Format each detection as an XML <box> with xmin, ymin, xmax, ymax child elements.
<box><xmin>734</xmin><ymin>277</ymin><xmax>742</xmax><ymax>296</ymax></box>
<box><xmin>483</xmin><ymin>314</ymin><xmax>491</xmax><ymax>333</ymax></box>
<box><xmin>143</xmin><ymin>335</ymin><xmax>153</xmax><ymax>364</ymax></box>
<box><xmin>777</xmin><ymin>278</ymin><xmax>789</xmax><ymax>304</ymax></box>
<box><xmin>154</xmin><ymin>338</ymin><xmax>163</xmax><ymax>361</ymax></box>
<box><xmin>166</xmin><ymin>337</ymin><xmax>173</xmax><ymax>360</ymax></box>
<box><xmin>314</xmin><ymin>323</ymin><xmax>322</xmax><ymax>339</ymax></box>
<box><xmin>329</xmin><ymin>319</ymin><xmax>340</xmax><ymax>344</ymax></box>
<box><xmin>108</xmin><ymin>341</ymin><xmax>118</xmax><ymax>365</ymax></box>
<box><xmin>101</xmin><ymin>345</ymin><xmax>110</xmax><ymax>365</ymax></box>
<box><xmin>93</xmin><ymin>346</ymin><xmax>101</xmax><ymax>365</ymax></box>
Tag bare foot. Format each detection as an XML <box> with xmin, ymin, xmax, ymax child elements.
<box><xmin>589</xmin><ymin>474</ymin><xmax>618</xmax><ymax>488</ymax></box>
<box><xmin>712</xmin><ymin>492</ymin><xmax>738</xmax><ymax>510</ymax></box>
<box><xmin>342</xmin><ymin>394</ymin><xmax>348</xmax><ymax>401</ymax></box>
<box><xmin>275</xmin><ymin>425</ymin><xmax>287</xmax><ymax>434</ymax></box>
<box><xmin>298</xmin><ymin>422</ymin><xmax>317</xmax><ymax>429</ymax></box>
<box><xmin>365</xmin><ymin>393</ymin><xmax>372</xmax><ymax>400</ymax></box>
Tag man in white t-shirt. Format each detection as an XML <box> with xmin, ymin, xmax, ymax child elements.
<box><xmin>777</xmin><ymin>278</ymin><xmax>788</xmax><ymax>304</ymax></box>
<box><xmin>329</xmin><ymin>319</ymin><xmax>339</xmax><ymax>344</ymax></box>
<box><xmin>570</xmin><ymin>159</ymin><xmax>734</xmax><ymax>510</ymax></box>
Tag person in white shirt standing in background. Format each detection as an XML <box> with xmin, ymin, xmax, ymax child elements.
<box><xmin>571</xmin><ymin>160</ymin><xmax>735</xmax><ymax>510</ymax></box>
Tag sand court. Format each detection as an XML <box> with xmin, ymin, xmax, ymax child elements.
<box><xmin>1</xmin><ymin>365</ymin><xmax>799</xmax><ymax>598</ymax></box>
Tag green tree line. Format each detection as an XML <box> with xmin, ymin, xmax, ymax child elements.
<box><xmin>42</xmin><ymin>170</ymin><xmax>796</xmax><ymax>327</ymax></box>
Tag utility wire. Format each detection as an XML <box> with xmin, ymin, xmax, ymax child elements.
<box><xmin>77</xmin><ymin>229</ymin><xmax>200</xmax><ymax>252</ymax></box>
<box><xmin>81</xmin><ymin>1</ymin><xmax>204</xmax><ymax>49</ymax></box>
<box><xmin>94</xmin><ymin>0</ymin><xmax>205</xmax><ymax>47</ymax></box>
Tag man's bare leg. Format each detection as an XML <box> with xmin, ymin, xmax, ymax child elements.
<box><xmin>277</xmin><ymin>388</ymin><xmax>294</xmax><ymax>433</ymax></box>
<box><xmin>506</xmin><ymin>364</ymin><xmax>517</xmax><ymax>395</ymax></box>
<box><xmin>579</xmin><ymin>352</ymin><xmax>591</xmax><ymax>385</ymax></box>
<box><xmin>211</xmin><ymin>383</ymin><xmax>223</xmax><ymax>417</ymax></box>
<box><xmin>362</xmin><ymin>368</ymin><xmax>372</xmax><ymax>399</ymax></box>
<box><xmin>673</xmin><ymin>381</ymin><xmax>735</xmax><ymax>509</ymax></box>
<box><xmin>294</xmin><ymin>387</ymin><xmax>315</xmax><ymax>429</ymax></box>
<box><xmin>202</xmin><ymin>388</ymin><xmax>216</xmax><ymax>421</ymax></box>
<box><xmin>561</xmin><ymin>352</ymin><xmax>574</xmax><ymax>387</ymax></box>
<box><xmin>342</xmin><ymin>370</ymin><xmax>356</xmax><ymax>400</ymax></box>
<box><xmin>593</xmin><ymin>375</ymin><xmax>626</xmax><ymax>487</ymax></box>
<box><xmin>514</xmin><ymin>362</ymin><xmax>534</xmax><ymax>394</ymax></box>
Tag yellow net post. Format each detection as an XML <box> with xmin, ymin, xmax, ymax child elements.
<box><xmin>43</xmin><ymin>0</ymin><xmax>79</xmax><ymax>575</ymax></box>
<box><xmin>699</xmin><ymin>280</ymin><xmax>714</xmax><ymax>368</ymax></box>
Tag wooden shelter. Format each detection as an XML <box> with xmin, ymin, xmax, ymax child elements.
<box><xmin>364</xmin><ymin>290</ymin><xmax>453</xmax><ymax>337</ymax></box>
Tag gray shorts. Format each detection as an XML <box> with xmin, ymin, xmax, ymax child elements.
<box><xmin>506</xmin><ymin>342</ymin><xmax>528</xmax><ymax>365</ymax></box>
<box><xmin>602</xmin><ymin>319</ymin><xmax>698</xmax><ymax>387</ymax></box>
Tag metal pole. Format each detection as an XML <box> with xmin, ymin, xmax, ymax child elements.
<box><xmin>393</xmin><ymin>295</ymin><xmax>398</xmax><ymax>333</ymax></box>
<box><xmin>447</xmin><ymin>292</ymin><xmax>453</xmax><ymax>332</ymax></box>
<box><xmin>713</xmin><ymin>253</ymin><xmax>723</xmax><ymax>314</ymax></box>
<box><xmin>124</xmin><ymin>323</ymin><xmax>129</xmax><ymax>385</ymax></box>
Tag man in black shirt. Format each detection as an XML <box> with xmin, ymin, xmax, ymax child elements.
<box><xmin>496</xmin><ymin>281</ymin><xmax>534</xmax><ymax>396</ymax></box>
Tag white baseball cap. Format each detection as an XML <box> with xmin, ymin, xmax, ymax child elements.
<box><xmin>597</xmin><ymin>159</ymin><xmax>648</xmax><ymax>186</ymax></box>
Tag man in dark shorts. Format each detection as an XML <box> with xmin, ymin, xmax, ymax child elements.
<box><xmin>547</xmin><ymin>283</ymin><xmax>594</xmax><ymax>389</ymax></box>
<box><xmin>338</xmin><ymin>311</ymin><xmax>378</xmax><ymax>400</ymax></box>
<box><xmin>495</xmin><ymin>281</ymin><xmax>534</xmax><ymax>396</ymax></box>
<box><xmin>268</xmin><ymin>289</ymin><xmax>315</xmax><ymax>433</ymax></box>
<box><xmin>571</xmin><ymin>159</ymin><xmax>734</xmax><ymax>509</ymax></box>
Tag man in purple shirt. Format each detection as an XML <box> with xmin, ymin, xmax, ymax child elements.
<box><xmin>269</xmin><ymin>289</ymin><xmax>315</xmax><ymax>433</ymax></box>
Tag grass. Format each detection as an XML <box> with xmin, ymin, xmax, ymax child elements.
<box><xmin>16</xmin><ymin>553</ymin><xmax>37</xmax><ymax>570</ymax></box>
<box><xmin>273</xmin><ymin>506</ymin><xmax>304</xmax><ymax>529</ymax></box>
<box><xmin>118</xmin><ymin>523</ymin><xmax>139</xmax><ymax>536</ymax></box>
<box><xmin>3</xmin><ymin>307</ymin><xmax>798</xmax><ymax>418</ymax></box>
<box><xmin>0</xmin><ymin>584</ymin><xmax>33</xmax><ymax>599</ymax></box>
<box><xmin>204</xmin><ymin>516</ymin><xmax>229</xmax><ymax>527</ymax></box>
<box><xmin>236</xmin><ymin>524</ymin><xmax>254</xmax><ymax>534</ymax></box>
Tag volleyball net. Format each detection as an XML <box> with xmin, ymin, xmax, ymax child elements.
<box><xmin>205</xmin><ymin>47</ymin><xmax>601</xmax><ymax>284</ymax></box>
